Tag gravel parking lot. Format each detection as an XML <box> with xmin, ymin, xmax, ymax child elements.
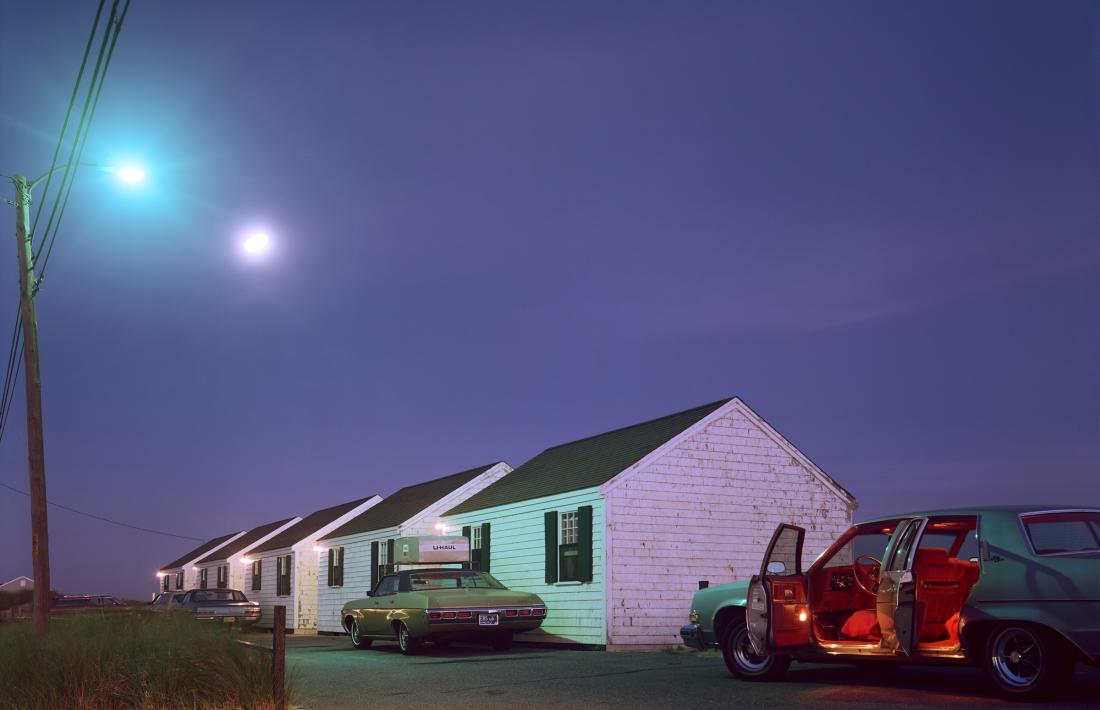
<box><xmin>258</xmin><ymin>634</ymin><xmax>1100</xmax><ymax>710</ymax></box>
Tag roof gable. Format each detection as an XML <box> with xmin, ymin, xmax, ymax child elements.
<box><xmin>321</xmin><ymin>463</ymin><xmax>501</xmax><ymax>540</ymax></box>
<box><xmin>160</xmin><ymin>531</ymin><xmax>243</xmax><ymax>571</ymax></box>
<box><xmin>445</xmin><ymin>398</ymin><xmax>731</xmax><ymax>516</ymax></box>
<box><xmin>193</xmin><ymin>517</ymin><xmax>297</xmax><ymax>563</ymax></box>
<box><xmin>251</xmin><ymin>498</ymin><xmax>375</xmax><ymax>554</ymax></box>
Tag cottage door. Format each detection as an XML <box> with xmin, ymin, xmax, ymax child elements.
<box><xmin>746</xmin><ymin>523</ymin><xmax>810</xmax><ymax>655</ymax></box>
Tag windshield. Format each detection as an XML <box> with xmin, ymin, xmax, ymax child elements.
<box><xmin>408</xmin><ymin>571</ymin><xmax>505</xmax><ymax>590</ymax></box>
<box><xmin>190</xmin><ymin>590</ymin><xmax>247</xmax><ymax>603</ymax></box>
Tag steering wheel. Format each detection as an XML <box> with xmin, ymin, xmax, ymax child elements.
<box><xmin>852</xmin><ymin>555</ymin><xmax>881</xmax><ymax>595</ymax></box>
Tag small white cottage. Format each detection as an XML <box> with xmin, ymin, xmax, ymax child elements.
<box><xmin>0</xmin><ymin>576</ymin><xmax>33</xmax><ymax>594</ymax></box>
<box><xmin>191</xmin><ymin>517</ymin><xmax>300</xmax><ymax>594</ymax></box>
<box><xmin>315</xmin><ymin>462</ymin><xmax>513</xmax><ymax>634</ymax></box>
<box><xmin>158</xmin><ymin>531</ymin><xmax>246</xmax><ymax>595</ymax></box>
<box><xmin>248</xmin><ymin>496</ymin><xmax>382</xmax><ymax>631</ymax></box>
<box><xmin>442</xmin><ymin>396</ymin><xmax>858</xmax><ymax>649</ymax></box>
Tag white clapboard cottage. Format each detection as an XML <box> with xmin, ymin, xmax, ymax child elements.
<box><xmin>248</xmin><ymin>496</ymin><xmax>382</xmax><ymax>631</ymax></box>
<box><xmin>191</xmin><ymin>517</ymin><xmax>300</xmax><ymax>594</ymax></box>
<box><xmin>315</xmin><ymin>462</ymin><xmax>513</xmax><ymax>634</ymax></box>
<box><xmin>158</xmin><ymin>531</ymin><xmax>245</xmax><ymax>595</ymax></box>
<box><xmin>442</xmin><ymin>396</ymin><xmax>858</xmax><ymax>649</ymax></box>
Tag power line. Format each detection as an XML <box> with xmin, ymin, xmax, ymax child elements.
<box><xmin>28</xmin><ymin>0</ymin><xmax>107</xmax><ymax>244</ymax></box>
<box><xmin>0</xmin><ymin>481</ymin><xmax>203</xmax><ymax>541</ymax></box>
<box><xmin>37</xmin><ymin>0</ymin><xmax>133</xmax><ymax>283</ymax></box>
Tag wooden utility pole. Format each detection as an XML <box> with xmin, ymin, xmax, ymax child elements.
<box><xmin>12</xmin><ymin>174</ymin><xmax>51</xmax><ymax>635</ymax></box>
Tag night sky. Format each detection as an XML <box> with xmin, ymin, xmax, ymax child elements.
<box><xmin>1</xmin><ymin>1</ymin><xmax>1096</xmax><ymax>599</ymax></box>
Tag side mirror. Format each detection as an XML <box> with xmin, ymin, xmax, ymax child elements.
<box><xmin>766</xmin><ymin>561</ymin><xmax>787</xmax><ymax>575</ymax></box>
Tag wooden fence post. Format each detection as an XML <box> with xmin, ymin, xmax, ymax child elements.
<box><xmin>273</xmin><ymin>605</ymin><xmax>286</xmax><ymax>710</ymax></box>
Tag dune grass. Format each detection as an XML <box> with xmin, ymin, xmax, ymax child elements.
<box><xmin>0</xmin><ymin>612</ymin><xmax>291</xmax><ymax>710</ymax></box>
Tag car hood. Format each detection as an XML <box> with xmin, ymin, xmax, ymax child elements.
<box><xmin>421</xmin><ymin>588</ymin><xmax>544</xmax><ymax>609</ymax></box>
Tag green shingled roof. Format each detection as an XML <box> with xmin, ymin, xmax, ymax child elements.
<box><xmin>160</xmin><ymin>531</ymin><xmax>243</xmax><ymax>571</ymax></box>
<box><xmin>193</xmin><ymin>517</ymin><xmax>298</xmax><ymax>564</ymax></box>
<box><xmin>445</xmin><ymin>398</ymin><xmax>732</xmax><ymax>516</ymax></box>
<box><xmin>321</xmin><ymin>463</ymin><xmax>501</xmax><ymax>541</ymax></box>
<box><xmin>251</xmin><ymin>498</ymin><xmax>375</xmax><ymax>554</ymax></box>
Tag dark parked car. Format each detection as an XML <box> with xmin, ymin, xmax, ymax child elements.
<box><xmin>681</xmin><ymin>506</ymin><xmax>1100</xmax><ymax>700</ymax></box>
<box><xmin>50</xmin><ymin>595</ymin><xmax>127</xmax><ymax>614</ymax></box>
<box><xmin>150</xmin><ymin>589</ymin><xmax>261</xmax><ymax>627</ymax></box>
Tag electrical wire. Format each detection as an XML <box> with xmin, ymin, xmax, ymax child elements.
<box><xmin>37</xmin><ymin>0</ymin><xmax>132</xmax><ymax>283</ymax></box>
<box><xmin>0</xmin><ymin>481</ymin><xmax>203</xmax><ymax>541</ymax></box>
<box><xmin>29</xmin><ymin>0</ymin><xmax>107</xmax><ymax>243</ymax></box>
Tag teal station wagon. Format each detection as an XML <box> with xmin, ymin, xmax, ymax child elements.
<box><xmin>681</xmin><ymin>506</ymin><xmax>1100</xmax><ymax>700</ymax></box>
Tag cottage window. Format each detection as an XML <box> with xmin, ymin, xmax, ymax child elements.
<box><xmin>327</xmin><ymin>547</ymin><xmax>345</xmax><ymax>587</ymax></box>
<box><xmin>174</xmin><ymin>571</ymin><xmax>183</xmax><ymax>590</ymax></box>
<box><xmin>199</xmin><ymin>567</ymin><xmax>208</xmax><ymax>590</ymax></box>
<box><xmin>276</xmin><ymin>555</ymin><xmax>292</xmax><ymax>597</ymax></box>
<box><xmin>251</xmin><ymin>560</ymin><xmax>262</xmax><ymax>591</ymax></box>
<box><xmin>216</xmin><ymin>565</ymin><xmax>228</xmax><ymax>589</ymax></box>
<box><xmin>161</xmin><ymin>574</ymin><xmax>169</xmax><ymax>592</ymax></box>
<box><xmin>544</xmin><ymin>506</ymin><xmax>593</xmax><ymax>584</ymax></box>
<box><xmin>472</xmin><ymin>526</ymin><xmax>482</xmax><ymax>551</ymax></box>
<box><xmin>462</xmin><ymin>523</ymin><xmax>491</xmax><ymax>572</ymax></box>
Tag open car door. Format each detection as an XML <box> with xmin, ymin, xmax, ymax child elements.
<box><xmin>876</xmin><ymin>517</ymin><xmax>927</xmax><ymax>655</ymax></box>
<box><xmin>746</xmin><ymin>523</ymin><xmax>810</xmax><ymax>655</ymax></box>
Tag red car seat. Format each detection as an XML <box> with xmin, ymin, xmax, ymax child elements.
<box><xmin>913</xmin><ymin>548</ymin><xmax>979</xmax><ymax>641</ymax></box>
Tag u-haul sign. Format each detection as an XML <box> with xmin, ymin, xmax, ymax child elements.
<box><xmin>393</xmin><ymin>536</ymin><xmax>469</xmax><ymax>564</ymax></box>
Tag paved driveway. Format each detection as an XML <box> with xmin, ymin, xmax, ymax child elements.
<box><xmin>270</xmin><ymin>634</ymin><xmax>1100</xmax><ymax>710</ymax></box>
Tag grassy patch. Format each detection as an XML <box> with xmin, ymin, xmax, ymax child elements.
<box><xmin>0</xmin><ymin>613</ymin><xmax>291</xmax><ymax>710</ymax></box>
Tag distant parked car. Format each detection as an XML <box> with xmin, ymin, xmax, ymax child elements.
<box><xmin>341</xmin><ymin>569</ymin><xmax>547</xmax><ymax>654</ymax></box>
<box><xmin>50</xmin><ymin>595</ymin><xmax>127</xmax><ymax>614</ymax></box>
<box><xmin>149</xmin><ymin>589</ymin><xmax>261</xmax><ymax>627</ymax></box>
<box><xmin>680</xmin><ymin>506</ymin><xmax>1100</xmax><ymax>700</ymax></box>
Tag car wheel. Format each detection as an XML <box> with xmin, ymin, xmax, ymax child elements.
<box><xmin>981</xmin><ymin>624</ymin><xmax>1072</xmax><ymax>700</ymax></box>
<box><xmin>397</xmin><ymin>622</ymin><xmax>421</xmax><ymax>656</ymax></box>
<box><xmin>721</xmin><ymin>617</ymin><xmax>791</xmax><ymax>681</ymax></box>
<box><xmin>348</xmin><ymin>619</ymin><xmax>372</xmax><ymax>650</ymax></box>
<box><xmin>491</xmin><ymin>633</ymin><xmax>513</xmax><ymax>651</ymax></box>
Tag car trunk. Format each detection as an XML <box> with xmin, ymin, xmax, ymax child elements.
<box><xmin>423</xmin><ymin>589</ymin><xmax>539</xmax><ymax>609</ymax></box>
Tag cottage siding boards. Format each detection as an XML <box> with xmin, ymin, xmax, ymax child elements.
<box><xmin>442</xmin><ymin>488</ymin><xmax>605</xmax><ymax>646</ymax></box>
<box><xmin>294</xmin><ymin>542</ymin><xmax>319</xmax><ymax>630</ymax></box>
<box><xmin>251</xmin><ymin>547</ymin><xmax>298</xmax><ymax>629</ymax></box>
<box><xmin>604</xmin><ymin>407</ymin><xmax>853</xmax><ymax>649</ymax></box>
<box><xmin>315</xmin><ymin>526</ymin><xmax>399</xmax><ymax>633</ymax></box>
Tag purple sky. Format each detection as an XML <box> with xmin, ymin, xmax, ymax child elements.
<box><xmin>1</xmin><ymin>1</ymin><xmax>1096</xmax><ymax>599</ymax></box>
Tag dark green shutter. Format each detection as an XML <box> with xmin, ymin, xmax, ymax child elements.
<box><xmin>337</xmin><ymin>547</ymin><xmax>344</xmax><ymax>586</ymax></box>
<box><xmin>386</xmin><ymin>538</ymin><xmax>395</xmax><ymax>570</ymax></box>
<box><xmin>578</xmin><ymin>505</ymin><xmax>593</xmax><ymax>582</ymax></box>
<box><xmin>370</xmin><ymin>541</ymin><xmax>379</xmax><ymax>591</ymax></box>
<box><xmin>327</xmin><ymin>548</ymin><xmax>334</xmax><ymax>586</ymax></box>
<box><xmin>481</xmin><ymin>523</ymin><xmax>491</xmax><ymax>573</ymax></box>
<box><xmin>462</xmin><ymin>526</ymin><xmax>472</xmax><ymax>569</ymax></box>
<box><xmin>544</xmin><ymin>511</ymin><xmax>558</xmax><ymax>584</ymax></box>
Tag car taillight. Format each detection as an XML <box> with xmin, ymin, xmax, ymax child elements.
<box><xmin>457</xmin><ymin>611</ymin><xmax>472</xmax><ymax>619</ymax></box>
<box><xmin>429</xmin><ymin>612</ymin><xmax>441</xmax><ymax>620</ymax></box>
<box><xmin>519</xmin><ymin>608</ymin><xmax>532</xmax><ymax>616</ymax></box>
<box><xmin>532</xmin><ymin>607</ymin><xmax>546</xmax><ymax>617</ymax></box>
<box><xmin>442</xmin><ymin>612</ymin><xmax>457</xmax><ymax>619</ymax></box>
<box><xmin>505</xmin><ymin>609</ymin><xmax>518</xmax><ymax>617</ymax></box>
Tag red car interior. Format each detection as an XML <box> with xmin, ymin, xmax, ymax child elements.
<box><xmin>912</xmin><ymin>548</ymin><xmax>979</xmax><ymax>641</ymax></box>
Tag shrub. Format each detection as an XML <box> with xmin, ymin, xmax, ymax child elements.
<box><xmin>0</xmin><ymin>612</ymin><xmax>291</xmax><ymax>710</ymax></box>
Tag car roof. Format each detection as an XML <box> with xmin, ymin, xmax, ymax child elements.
<box><xmin>857</xmin><ymin>504</ymin><xmax>1098</xmax><ymax>524</ymax></box>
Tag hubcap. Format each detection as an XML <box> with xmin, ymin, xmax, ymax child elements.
<box><xmin>350</xmin><ymin>621</ymin><xmax>360</xmax><ymax>645</ymax></box>
<box><xmin>399</xmin><ymin>627</ymin><xmax>409</xmax><ymax>649</ymax></box>
<box><xmin>991</xmin><ymin>628</ymin><xmax>1043</xmax><ymax>688</ymax></box>
<box><xmin>733</xmin><ymin>628</ymin><xmax>771</xmax><ymax>672</ymax></box>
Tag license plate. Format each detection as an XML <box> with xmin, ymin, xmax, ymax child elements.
<box><xmin>223</xmin><ymin>617</ymin><xmax>235</xmax><ymax>623</ymax></box>
<box><xmin>478</xmin><ymin>613</ymin><xmax>499</xmax><ymax>626</ymax></box>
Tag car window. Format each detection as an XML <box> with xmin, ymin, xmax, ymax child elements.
<box><xmin>192</xmin><ymin>590</ymin><xmax>246</xmax><ymax>603</ymax></box>
<box><xmin>172</xmin><ymin>594</ymin><xmax>187</xmax><ymax>604</ymax></box>
<box><xmin>374</xmin><ymin>576</ymin><xmax>398</xmax><ymax>596</ymax></box>
<box><xmin>821</xmin><ymin>528</ymin><xmax>893</xmax><ymax>568</ymax></box>
<box><xmin>407</xmin><ymin>571</ymin><xmax>503</xmax><ymax>589</ymax></box>
<box><xmin>1022</xmin><ymin>511</ymin><xmax>1100</xmax><ymax>555</ymax></box>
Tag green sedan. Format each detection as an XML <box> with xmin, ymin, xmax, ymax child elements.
<box><xmin>681</xmin><ymin>506</ymin><xmax>1100</xmax><ymax>700</ymax></box>
<box><xmin>341</xmin><ymin>568</ymin><xmax>547</xmax><ymax>655</ymax></box>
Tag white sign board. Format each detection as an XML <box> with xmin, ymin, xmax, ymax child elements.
<box><xmin>393</xmin><ymin>535</ymin><xmax>469</xmax><ymax>564</ymax></box>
